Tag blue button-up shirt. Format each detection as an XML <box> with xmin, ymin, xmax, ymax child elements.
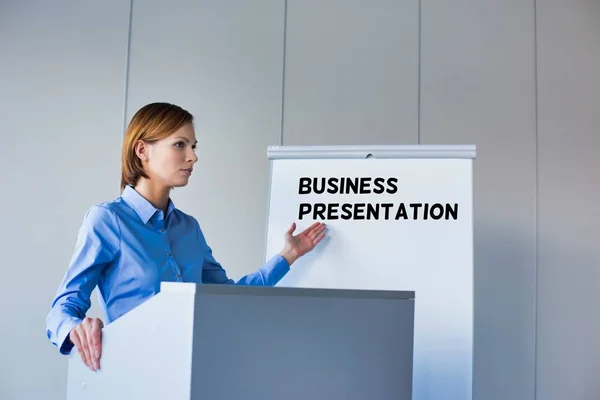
<box><xmin>46</xmin><ymin>185</ymin><xmax>290</xmax><ymax>354</ymax></box>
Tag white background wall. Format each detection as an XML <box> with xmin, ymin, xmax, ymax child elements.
<box><xmin>0</xmin><ymin>1</ymin><xmax>598</xmax><ymax>400</ymax></box>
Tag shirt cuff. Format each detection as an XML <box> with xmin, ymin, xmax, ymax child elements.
<box><xmin>55</xmin><ymin>317</ymin><xmax>82</xmax><ymax>355</ymax></box>
<box><xmin>261</xmin><ymin>254</ymin><xmax>291</xmax><ymax>286</ymax></box>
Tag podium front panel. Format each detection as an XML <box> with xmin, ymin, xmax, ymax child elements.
<box><xmin>190</xmin><ymin>285</ymin><xmax>414</xmax><ymax>400</ymax></box>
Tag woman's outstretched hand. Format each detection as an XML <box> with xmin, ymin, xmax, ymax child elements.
<box><xmin>280</xmin><ymin>221</ymin><xmax>327</xmax><ymax>265</ymax></box>
<box><xmin>69</xmin><ymin>317</ymin><xmax>103</xmax><ymax>371</ymax></box>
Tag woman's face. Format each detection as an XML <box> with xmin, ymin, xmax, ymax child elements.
<box><xmin>139</xmin><ymin>123</ymin><xmax>198</xmax><ymax>188</ymax></box>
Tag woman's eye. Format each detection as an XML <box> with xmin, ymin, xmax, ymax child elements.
<box><xmin>174</xmin><ymin>142</ymin><xmax>183</xmax><ymax>148</ymax></box>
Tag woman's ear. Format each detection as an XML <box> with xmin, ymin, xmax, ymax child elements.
<box><xmin>134</xmin><ymin>140</ymin><xmax>148</xmax><ymax>162</ymax></box>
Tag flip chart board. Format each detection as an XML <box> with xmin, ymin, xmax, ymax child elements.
<box><xmin>263</xmin><ymin>145</ymin><xmax>475</xmax><ymax>400</ymax></box>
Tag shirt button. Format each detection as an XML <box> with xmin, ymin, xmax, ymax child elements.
<box><xmin>159</xmin><ymin>229</ymin><xmax>165</xmax><ymax>233</ymax></box>
<box><xmin>167</xmin><ymin>252</ymin><xmax>172</xmax><ymax>256</ymax></box>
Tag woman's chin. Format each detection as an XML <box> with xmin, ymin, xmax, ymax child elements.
<box><xmin>171</xmin><ymin>177</ymin><xmax>191</xmax><ymax>188</ymax></box>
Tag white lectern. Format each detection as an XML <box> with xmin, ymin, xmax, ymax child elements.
<box><xmin>66</xmin><ymin>282</ymin><xmax>415</xmax><ymax>400</ymax></box>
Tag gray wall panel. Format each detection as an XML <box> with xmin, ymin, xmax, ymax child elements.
<box><xmin>282</xmin><ymin>0</ymin><xmax>419</xmax><ymax>145</ymax></box>
<box><xmin>536</xmin><ymin>1</ymin><xmax>600</xmax><ymax>399</ymax></box>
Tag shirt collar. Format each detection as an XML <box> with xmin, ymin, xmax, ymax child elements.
<box><xmin>121</xmin><ymin>185</ymin><xmax>176</xmax><ymax>224</ymax></box>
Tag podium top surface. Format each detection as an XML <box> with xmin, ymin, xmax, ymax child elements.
<box><xmin>160</xmin><ymin>282</ymin><xmax>415</xmax><ymax>300</ymax></box>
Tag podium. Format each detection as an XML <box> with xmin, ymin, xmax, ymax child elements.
<box><xmin>66</xmin><ymin>282</ymin><xmax>415</xmax><ymax>400</ymax></box>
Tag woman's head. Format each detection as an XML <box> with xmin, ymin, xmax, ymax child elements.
<box><xmin>121</xmin><ymin>102</ymin><xmax>198</xmax><ymax>191</ymax></box>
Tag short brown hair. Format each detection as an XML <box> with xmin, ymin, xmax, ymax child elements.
<box><xmin>120</xmin><ymin>102</ymin><xmax>194</xmax><ymax>191</ymax></box>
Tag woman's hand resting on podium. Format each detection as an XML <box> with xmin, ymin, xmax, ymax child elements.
<box><xmin>69</xmin><ymin>317</ymin><xmax>103</xmax><ymax>371</ymax></box>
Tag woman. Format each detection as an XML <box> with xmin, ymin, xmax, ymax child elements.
<box><xmin>45</xmin><ymin>102</ymin><xmax>326</xmax><ymax>372</ymax></box>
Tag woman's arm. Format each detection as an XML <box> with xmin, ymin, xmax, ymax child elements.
<box><xmin>201</xmin><ymin>245</ymin><xmax>290</xmax><ymax>286</ymax></box>
<box><xmin>45</xmin><ymin>205</ymin><xmax>120</xmax><ymax>355</ymax></box>
<box><xmin>196</xmin><ymin>220</ymin><xmax>325</xmax><ymax>286</ymax></box>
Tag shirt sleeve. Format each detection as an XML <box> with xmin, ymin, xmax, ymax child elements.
<box><xmin>45</xmin><ymin>205</ymin><xmax>120</xmax><ymax>354</ymax></box>
<box><xmin>196</xmin><ymin>220</ymin><xmax>290</xmax><ymax>286</ymax></box>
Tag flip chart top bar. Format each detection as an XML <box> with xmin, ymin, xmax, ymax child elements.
<box><xmin>267</xmin><ymin>144</ymin><xmax>476</xmax><ymax>160</ymax></box>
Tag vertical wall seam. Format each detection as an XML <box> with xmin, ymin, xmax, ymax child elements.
<box><xmin>417</xmin><ymin>0</ymin><xmax>422</xmax><ymax>144</ymax></box>
<box><xmin>279</xmin><ymin>0</ymin><xmax>288</xmax><ymax>146</ymax></box>
<box><xmin>122</xmin><ymin>0</ymin><xmax>133</xmax><ymax>138</ymax></box>
<box><xmin>117</xmin><ymin>0</ymin><xmax>133</xmax><ymax>195</ymax></box>
<box><xmin>533</xmin><ymin>0</ymin><xmax>539</xmax><ymax>398</ymax></box>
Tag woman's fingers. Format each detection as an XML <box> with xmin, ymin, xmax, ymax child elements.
<box><xmin>90</xmin><ymin>319</ymin><xmax>103</xmax><ymax>369</ymax></box>
<box><xmin>70</xmin><ymin>317</ymin><xmax>103</xmax><ymax>371</ymax></box>
<box><xmin>73</xmin><ymin>327</ymin><xmax>93</xmax><ymax>370</ymax></box>
<box><xmin>308</xmin><ymin>223</ymin><xmax>326</xmax><ymax>241</ymax></box>
<box><xmin>70</xmin><ymin>329</ymin><xmax>89</xmax><ymax>368</ymax></box>
<box><xmin>86</xmin><ymin>323</ymin><xmax>99</xmax><ymax>370</ymax></box>
<box><xmin>313</xmin><ymin>230</ymin><xmax>326</xmax><ymax>245</ymax></box>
